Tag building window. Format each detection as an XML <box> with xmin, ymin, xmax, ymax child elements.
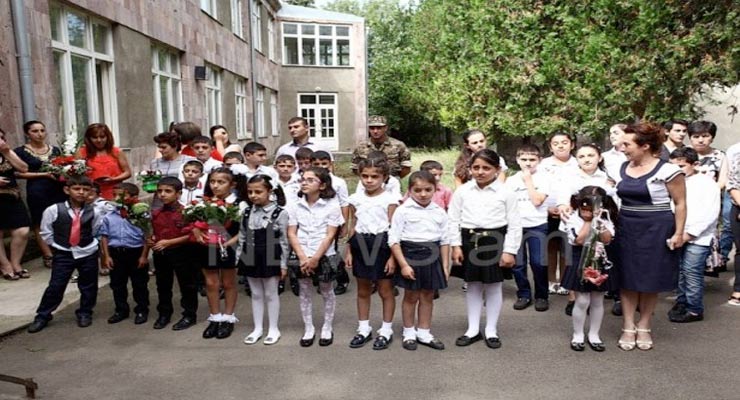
<box><xmin>231</xmin><ymin>0</ymin><xmax>243</xmax><ymax>38</ymax></box>
<box><xmin>200</xmin><ymin>0</ymin><xmax>217</xmax><ymax>18</ymax></box>
<box><xmin>235</xmin><ymin>78</ymin><xmax>250</xmax><ymax>140</ymax></box>
<box><xmin>255</xmin><ymin>86</ymin><xmax>266</xmax><ymax>138</ymax></box>
<box><xmin>152</xmin><ymin>46</ymin><xmax>182</xmax><ymax>133</ymax></box>
<box><xmin>268</xmin><ymin>18</ymin><xmax>276</xmax><ymax>61</ymax></box>
<box><xmin>282</xmin><ymin>23</ymin><xmax>351</xmax><ymax>67</ymax></box>
<box><xmin>270</xmin><ymin>91</ymin><xmax>279</xmax><ymax>136</ymax></box>
<box><xmin>50</xmin><ymin>3</ymin><xmax>117</xmax><ymax>140</ymax></box>
<box><xmin>251</xmin><ymin>0</ymin><xmax>262</xmax><ymax>52</ymax></box>
<box><xmin>205</xmin><ymin>65</ymin><xmax>222</xmax><ymax>128</ymax></box>
<box><xmin>298</xmin><ymin>93</ymin><xmax>337</xmax><ymax>140</ymax></box>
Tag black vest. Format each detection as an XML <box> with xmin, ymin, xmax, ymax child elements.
<box><xmin>52</xmin><ymin>202</ymin><xmax>95</xmax><ymax>248</ymax></box>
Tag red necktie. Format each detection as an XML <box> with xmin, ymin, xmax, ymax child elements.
<box><xmin>69</xmin><ymin>208</ymin><xmax>81</xmax><ymax>247</ymax></box>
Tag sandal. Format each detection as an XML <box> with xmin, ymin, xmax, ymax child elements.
<box><xmin>2</xmin><ymin>272</ymin><xmax>19</xmax><ymax>281</ymax></box>
<box><xmin>635</xmin><ymin>328</ymin><xmax>653</xmax><ymax>351</ymax></box>
<box><xmin>15</xmin><ymin>269</ymin><xmax>30</xmax><ymax>279</ymax></box>
<box><xmin>555</xmin><ymin>286</ymin><xmax>570</xmax><ymax>296</ymax></box>
<box><xmin>42</xmin><ymin>255</ymin><xmax>53</xmax><ymax>268</ymax></box>
<box><xmin>728</xmin><ymin>295</ymin><xmax>740</xmax><ymax>307</ymax></box>
<box><xmin>617</xmin><ymin>328</ymin><xmax>636</xmax><ymax>351</ymax></box>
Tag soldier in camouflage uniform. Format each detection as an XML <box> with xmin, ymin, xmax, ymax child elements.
<box><xmin>351</xmin><ymin>116</ymin><xmax>412</xmax><ymax>178</ymax></box>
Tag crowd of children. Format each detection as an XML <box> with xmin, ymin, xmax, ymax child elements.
<box><xmin>10</xmin><ymin>117</ymin><xmax>737</xmax><ymax>353</ymax></box>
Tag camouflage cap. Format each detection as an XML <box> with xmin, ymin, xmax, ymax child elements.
<box><xmin>368</xmin><ymin>115</ymin><xmax>387</xmax><ymax>127</ymax></box>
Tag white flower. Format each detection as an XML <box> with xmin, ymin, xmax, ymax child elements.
<box><xmin>62</xmin><ymin>131</ymin><xmax>78</xmax><ymax>155</ymax></box>
<box><xmin>229</xmin><ymin>164</ymin><xmax>249</xmax><ymax>176</ymax></box>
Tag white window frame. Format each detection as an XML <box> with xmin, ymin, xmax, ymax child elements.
<box><xmin>50</xmin><ymin>3</ymin><xmax>118</xmax><ymax>141</ymax></box>
<box><xmin>270</xmin><ymin>90</ymin><xmax>279</xmax><ymax>136</ymax></box>
<box><xmin>235</xmin><ymin>78</ymin><xmax>250</xmax><ymax>140</ymax></box>
<box><xmin>151</xmin><ymin>45</ymin><xmax>183</xmax><ymax>133</ymax></box>
<box><xmin>267</xmin><ymin>17</ymin><xmax>276</xmax><ymax>61</ymax></box>
<box><xmin>251</xmin><ymin>0</ymin><xmax>262</xmax><ymax>52</ymax></box>
<box><xmin>255</xmin><ymin>86</ymin><xmax>266</xmax><ymax>138</ymax></box>
<box><xmin>205</xmin><ymin>65</ymin><xmax>223</xmax><ymax>128</ymax></box>
<box><xmin>231</xmin><ymin>0</ymin><xmax>244</xmax><ymax>38</ymax></box>
<box><xmin>200</xmin><ymin>0</ymin><xmax>217</xmax><ymax>18</ymax></box>
<box><xmin>282</xmin><ymin>23</ymin><xmax>351</xmax><ymax>67</ymax></box>
<box><xmin>297</xmin><ymin>93</ymin><xmax>338</xmax><ymax>150</ymax></box>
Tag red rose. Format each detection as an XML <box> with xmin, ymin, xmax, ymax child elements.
<box><xmin>120</xmin><ymin>209</ymin><xmax>129</xmax><ymax>219</ymax></box>
<box><xmin>191</xmin><ymin>200</ymin><xmax>199</xmax><ymax>205</ymax></box>
<box><xmin>216</xmin><ymin>200</ymin><xmax>225</xmax><ymax>207</ymax></box>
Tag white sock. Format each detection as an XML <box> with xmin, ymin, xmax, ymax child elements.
<box><xmin>483</xmin><ymin>282</ymin><xmax>503</xmax><ymax>338</ymax></box>
<box><xmin>247</xmin><ymin>277</ymin><xmax>265</xmax><ymax>336</ymax></box>
<box><xmin>402</xmin><ymin>326</ymin><xmax>416</xmax><ymax>341</ymax></box>
<box><xmin>465</xmin><ymin>282</ymin><xmax>484</xmax><ymax>337</ymax></box>
<box><xmin>587</xmin><ymin>292</ymin><xmax>605</xmax><ymax>343</ymax></box>
<box><xmin>416</xmin><ymin>328</ymin><xmax>433</xmax><ymax>342</ymax></box>
<box><xmin>571</xmin><ymin>292</ymin><xmax>590</xmax><ymax>343</ymax></box>
<box><xmin>264</xmin><ymin>276</ymin><xmax>281</xmax><ymax>337</ymax></box>
<box><xmin>378</xmin><ymin>321</ymin><xmax>393</xmax><ymax>338</ymax></box>
<box><xmin>358</xmin><ymin>320</ymin><xmax>371</xmax><ymax>336</ymax></box>
<box><xmin>208</xmin><ymin>313</ymin><xmax>222</xmax><ymax>322</ymax></box>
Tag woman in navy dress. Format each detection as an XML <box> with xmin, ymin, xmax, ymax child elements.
<box><xmin>616</xmin><ymin>122</ymin><xmax>686</xmax><ymax>351</ymax></box>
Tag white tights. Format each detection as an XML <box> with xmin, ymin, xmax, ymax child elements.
<box><xmin>299</xmin><ymin>279</ymin><xmax>335</xmax><ymax>340</ymax></box>
<box><xmin>464</xmin><ymin>282</ymin><xmax>503</xmax><ymax>339</ymax></box>
<box><xmin>246</xmin><ymin>277</ymin><xmax>281</xmax><ymax>338</ymax></box>
<box><xmin>571</xmin><ymin>291</ymin><xmax>605</xmax><ymax>343</ymax></box>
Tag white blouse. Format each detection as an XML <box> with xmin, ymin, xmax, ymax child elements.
<box><xmin>555</xmin><ymin>169</ymin><xmax>617</xmax><ymax>206</ymax></box>
<box><xmin>288</xmin><ymin>197</ymin><xmax>344</xmax><ymax>257</ymax></box>
<box><xmin>348</xmin><ymin>190</ymin><xmax>400</xmax><ymax>235</ymax></box>
<box><xmin>388</xmin><ymin>200</ymin><xmax>449</xmax><ymax>246</ymax></box>
<box><xmin>504</xmin><ymin>171</ymin><xmax>551</xmax><ymax>228</ymax></box>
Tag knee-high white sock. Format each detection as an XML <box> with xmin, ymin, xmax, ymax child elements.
<box><xmin>319</xmin><ymin>281</ymin><xmax>336</xmax><ymax>338</ymax></box>
<box><xmin>464</xmin><ymin>282</ymin><xmax>484</xmax><ymax>337</ymax></box>
<box><xmin>298</xmin><ymin>279</ymin><xmax>314</xmax><ymax>339</ymax></box>
<box><xmin>483</xmin><ymin>282</ymin><xmax>503</xmax><ymax>338</ymax></box>
<box><xmin>247</xmin><ymin>277</ymin><xmax>265</xmax><ymax>336</ymax></box>
<box><xmin>572</xmin><ymin>291</ymin><xmax>590</xmax><ymax>342</ymax></box>
<box><xmin>588</xmin><ymin>292</ymin><xmax>605</xmax><ymax>343</ymax></box>
<box><xmin>264</xmin><ymin>276</ymin><xmax>281</xmax><ymax>337</ymax></box>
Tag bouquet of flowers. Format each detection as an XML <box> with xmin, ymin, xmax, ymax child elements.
<box><xmin>577</xmin><ymin>197</ymin><xmax>613</xmax><ymax>287</ymax></box>
<box><xmin>182</xmin><ymin>196</ymin><xmax>241</xmax><ymax>246</ymax></box>
<box><xmin>41</xmin><ymin>130</ymin><xmax>88</xmax><ymax>179</ymax></box>
<box><xmin>115</xmin><ymin>194</ymin><xmax>152</xmax><ymax>235</ymax></box>
<box><xmin>137</xmin><ymin>170</ymin><xmax>162</xmax><ymax>193</ymax></box>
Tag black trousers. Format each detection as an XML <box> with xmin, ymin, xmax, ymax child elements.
<box><xmin>35</xmin><ymin>250</ymin><xmax>99</xmax><ymax>321</ymax></box>
<box><xmin>153</xmin><ymin>245</ymin><xmax>198</xmax><ymax>319</ymax></box>
<box><xmin>108</xmin><ymin>247</ymin><xmax>149</xmax><ymax>315</ymax></box>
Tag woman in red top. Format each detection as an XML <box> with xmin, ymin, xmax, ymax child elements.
<box><xmin>76</xmin><ymin>123</ymin><xmax>132</xmax><ymax>200</ymax></box>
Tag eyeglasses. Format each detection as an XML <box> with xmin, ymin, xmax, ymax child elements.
<box><xmin>299</xmin><ymin>177</ymin><xmax>320</xmax><ymax>184</ymax></box>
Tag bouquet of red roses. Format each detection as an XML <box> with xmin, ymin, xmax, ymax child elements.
<box><xmin>182</xmin><ymin>196</ymin><xmax>240</xmax><ymax>245</ymax></box>
<box><xmin>114</xmin><ymin>194</ymin><xmax>152</xmax><ymax>235</ymax></box>
<box><xmin>577</xmin><ymin>198</ymin><xmax>613</xmax><ymax>287</ymax></box>
<box><xmin>41</xmin><ymin>130</ymin><xmax>88</xmax><ymax>179</ymax></box>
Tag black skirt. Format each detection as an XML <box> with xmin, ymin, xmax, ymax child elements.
<box><xmin>560</xmin><ymin>245</ymin><xmax>618</xmax><ymax>292</ymax></box>
<box><xmin>0</xmin><ymin>194</ymin><xmax>31</xmax><ymax>230</ymax></box>
<box><xmin>288</xmin><ymin>253</ymin><xmax>338</xmax><ymax>283</ymax></box>
<box><xmin>238</xmin><ymin>228</ymin><xmax>283</xmax><ymax>278</ymax></box>
<box><xmin>349</xmin><ymin>232</ymin><xmax>392</xmax><ymax>281</ymax></box>
<box><xmin>195</xmin><ymin>244</ymin><xmax>237</xmax><ymax>270</ymax></box>
<box><xmin>451</xmin><ymin>227</ymin><xmax>511</xmax><ymax>284</ymax></box>
<box><xmin>394</xmin><ymin>241</ymin><xmax>447</xmax><ymax>291</ymax></box>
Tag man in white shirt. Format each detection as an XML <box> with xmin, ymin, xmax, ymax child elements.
<box><xmin>603</xmin><ymin>124</ymin><xmax>628</xmax><ymax>183</ymax></box>
<box><xmin>275</xmin><ymin>117</ymin><xmax>323</xmax><ymax>160</ymax></box>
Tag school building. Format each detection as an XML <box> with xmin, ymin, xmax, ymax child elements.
<box><xmin>0</xmin><ymin>0</ymin><xmax>367</xmax><ymax>170</ymax></box>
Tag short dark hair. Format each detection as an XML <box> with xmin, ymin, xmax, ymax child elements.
<box><xmin>408</xmin><ymin>170</ymin><xmax>437</xmax><ymax>189</ymax></box>
<box><xmin>470</xmin><ymin>148</ymin><xmax>501</xmax><ymax>168</ymax></box>
<box><xmin>23</xmin><ymin>120</ymin><xmax>45</xmax><ymax>134</ymax></box>
<box><xmin>243</xmin><ymin>141</ymin><xmax>267</xmax><ymax>154</ymax></box>
<box><xmin>669</xmin><ymin>147</ymin><xmax>699</xmax><ymax>164</ymax></box>
<box><xmin>516</xmin><ymin>144</ymin><xmax>542</xmax><ymax>157</ymax></box>
<box><xmin>310</xmin><ymin>150</ymin><xmax>332</xmax><ymax>161</ymax></box>
<box><xmin>688</xmin><ymin>120</ymin><xmax>717</xmax><ymax>138</ymax></box>
<box><xmin>208</xmin><ymin>125</ymin><xmax>228</xmax><ymax>139</ymax></box>
<box><xmin>65</xmin><ymin>175</ymin><xmax>93</xmax><ymax>187</ymax></box>
<box><xmin>275</xmin><ymin>154</ymin><xmax>296</xmax><ymax>165</ymax></box>
<box><xmin>157</xmin><ymin>176</ymin><xmax>183</xmax><ymax>192</ymax></box>
<box><xmin>114</xmin><ymin>182</ymin><xmax>140</xmax><ymax>197</ymax></box>
<box><xmin>663</xmin><ymin>119</ymin><xmax>689</xmax><ymax>131</ymax></box>
<box><xmin>420</xmin><ymin>160</ymin><xmax>444</xmax><ymax>171</ymax></box>
<box><xmin>183</xmin><ymin>160</ymin><xmax>204</xmax><ymax>172</ymax></box>
<box><xmin>173</xmin><ymin>122</ymin><xmax>202</xmax><ymax>144</ymax></box>
<box><xmin>190</xmin><ymin>136</ymin><xmax>213</xmax><ymax>146</ymax></box>
<box><xmin>154</xmin><ymin>132</ymin><xmax>181</xmax><ymax>151</ymax></box>
<box><xmin>548</xmin><ymin>131</ymin><xmax>576</xmax><ymax>145</ymax></box>
<box><xmin>223</xmin><ymin>152</ymin><xmax>244</xmax><ymax>162</ymax></box>
<box><xmin>288</xmin><ymin>116</ymin><xmax>308</xmax><ymax>126</ymax></box>
<box><xmin>624</xmin><ymin>122</ymin><xmax>665</xmax><ymax>154</ymax></box>
<box><xmin>295</xmin><ymin>147</ymin><xmax>313</xmax><ymax>160</ymax></box>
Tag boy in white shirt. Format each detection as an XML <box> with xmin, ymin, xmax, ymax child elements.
<box><xmin>179</xmin><ymin>160</ymin><xmax>205</xmax><ymax>205</ymax></box>
<box><xmin>242</xmin><ymin>142</ymin><xmax>279</xmax><ymax>181</ymax></box>
<box><xmin>668</xmin><ymin>147</ymin><xmax>720</xmax><ymax>322</ymax></box>
<box><xmin>275</xmin><ymin>154</ymin><xmax>301</xmax><ymax>205</ymax></box>
<box><xmin>505</xmin><ymin>144</ymin><xmax>552</xmax><ymax>311</ymax></box>
<box><xmin>190</xmin><ymin>136</ymin><xmax>222</xmax><ymax>174</ymax></box>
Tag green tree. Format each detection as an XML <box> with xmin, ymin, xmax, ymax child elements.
<box><xmin>285</xmin><ymin>0</ymin><xmax>315</xmax><ymax>7</ymax></box>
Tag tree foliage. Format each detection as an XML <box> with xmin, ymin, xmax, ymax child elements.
<box><xmin>285</xmin><ymin>0</ymin><xmax>316</xmax><ymax>7</ymax></box>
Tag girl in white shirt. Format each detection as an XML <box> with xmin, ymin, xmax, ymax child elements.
<box><xmin>287</xmin><ymin>167</ymin><xmax>344</xmax><ymax>347</ymax></box>
<box><xmin>449</xmin><ymin>149</ymin><xmax>522</xmax><ymax>350</ymax></box>
<box><xmin>345</xmin><ymin>158</ymin><xmax>400</xmax><ymax>350</ymax></box>
<box><xmin>389</xmin><ymin>171</ymin><xmax>450</xmax><ymax>351</ymax></box>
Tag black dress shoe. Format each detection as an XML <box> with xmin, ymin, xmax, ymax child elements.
<box><xmin>134</xmin><ymin>313</ymin><xmax>148</xmax><ymax>325</ymax></box>
<box><xmin>485</xmin><ymin>337</ymin><xmax>502</xmax><ymax>349</ymax></box>
<box><xmin>107</xmin><ymin>312</ymin><xmax>129</xmax><ymax>324</ymax></box>
<box><xmin>172</xmin><ymin>316</ymin><xmax>196</xmax><ymax>331</ymax></box>
<box><xmin>669</xmin><ymin>311</ymin><xmax>704</xmax><ymax>323</ymax></box>
<box><xmin>334</xmin><ymin>283</ymin><xmax>348</xmax><ymax>295</ymax></box>
<box><xmin>216</xmin><ymin>322</ymin><xmax>234</xmax><ymax>339</ymax></box>
<box><xmin>27</xmin><ymin>319</ymin><xmax>48</xmax><ymax>333</ymax></box>
<box><xmin>153</xmin><ymin>315</ymin><xmax>171</xmax><ymax>330</ymax></box>
<box><xmin>290</xmin><ymin>279</ymin><xmax>300</xmax><ymax>297</ymax></box>
<box><xmin>455</xmin><ymin>333</ymin><xmax>483</xmax><ymax>347</ymax></box>
<box><xmin>418</xmin><ymin>338</ymin><xmax>445</xmax><ymax>350</ymax></box>
<box><xmin>319</xmin><ymin>333</ymin><xmax>334</xmax><ymax>346</ymax></box>
<box><xmin>372</xmin><ymin>335</ymin><xmax>392</xmax><ymax>350</ymax></box>
<box><xmin>565</xmin><ymin>300</ymin><xmax>575</xmax><ymax>316</ymax></box>
<box><xmin>202</xmin><ymin>321</ymin><xmax>220</xmax><ymax>339</ymax></box>
<box><xmin>570</xmin><ymin>341</ymin><xmax>585</xmax><ymax>352</ymax></box>
<box><xmin>349</xmin><ymin>333</ymin><xmax>372</xmax><ymax>348</ymax></box>
<box><xmin>278</xmin><ymin>280</ymin><xmax>285</xmax><ymax>295</ymax></box>
<box><xmin>612</xmin><ymin>300</ymin><xmax>623</xmax><ymax>316</ymax></box>
<box><xmin>513</xmin><ymin>297</ymin><xmax>532</xmax><ymax>310</ymax></box>
<box><xmin>300</xmin><ymin>335</ymin><xmax>315</xmax><ymax>347</ymax></box>
<box><xmin>534</xmin><ymin>298</ymin><xmax>549</xmax><ymax>312</ymax></box>
<box><xmin>402</xmin><ymin>339</ymin><xmax>417</xmax><ymax>351</ymax></box>
<box><xmin>587</xmin><ymin>340</ymin><xmax>606</xmax><ymax>352</ymax></box>
<box><xmin>77</xmin><ymin>315</ymin><xmax>93</xmax><ymax>328</ymax></box>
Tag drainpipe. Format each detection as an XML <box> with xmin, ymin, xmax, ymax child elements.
<box><xmin>10</xmin><ymin>0</ymin><xmax>36</xmax><ymax>121</ymax></box>
<box><xmin>247</xmin><ymin>0</ymin><xmax>259</xmax><ymax>144</ymax></box>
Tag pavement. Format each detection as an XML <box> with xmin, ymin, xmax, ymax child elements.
<box><xmin>0</xmin><ymin>257</ymin><xmax>739</xmax><ymax>399</ymax></box>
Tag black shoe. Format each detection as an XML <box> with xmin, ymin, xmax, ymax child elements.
<box><xmin>216</xmin><ymin>322</ymin><xmax>234</xmax><ymax>339</ymax></box>
<box><xmin>667</xmin><ymin>302</ymin><xmax>687</xmax><ymax>319</ymax></box>
<box><xmin>319</xmin><ymin>333</ymin><xmax>334</xmax><ymax>346</ymax></box>
<box><xmin>570</xmin><ymin>341</ymin><xmax>585</xmax><ymax>352</ymax></box>
<box><xmin>393</xmin><ymin>287</ymin><xmax>400</xmax><ymax>297</ymax></box>
<box><xmin>587</xmin><ymin>340</ymin><xmax>606</xmax><ymax>352</ymax></box>
<box><xmin>669</xmin><ymin>311</ymin><xmax>704</xmax><ymax>323</ymax></box>
<box><xmin>291</xmin><ymin>280</ymin><xmax>300</xmax><ymax>297</ymax></box>
<box><xmin>455</xmin><ymin>333</ymin><xmax>483</xmax><ymax>347</ymax></box>
<box><xmin>433</xmin><ymin>290</ymin><xmax>440</xmax><ymax>300</ymax></box>
<box><xmin>27</xmin><ymin>319</ymin><xmax>48</xmax><ymax>333</ymax></box>
<box><xmin>172</xmin><ymin>316</ymin><xmax>196</xmax><ymax>331</ymax></box>
<box><xmin>153</xmin><ymin>315</ymin><xmax>171</xmax><ymax>330</ymax></box>
<box><xmin>300</xmin><ymin>335</ymin><xmax>315</xmax><ymax>347</ymax></box>
<box><xmin>244</xmin><ymin>282</ymin><xmax>252</xmax><ymax>297</ymax></box>
<box><xmin>278</xmin><ymin>280</ymin><xmax>285</xmax><ymax>295</ymax></box>
<box><xmin>565</xmin><ymin>300</ymin><xmax>575</xmax><ymax>316</ymax></box>
<box><xmin>534</xmin><ymin>298</ymin><xmax>549</xmax><ymax>312</ymax></box>
<box><xmin>402</xmin><ymin>339</ymin><xmax>417</xmax><ymax>351</ymax></box>
<box><xmin>349</xmin><ymin>333</ymin><xmax>373</xmax><ymax>348</ymax></box>
<box><xmin>612</xmin><ymin>300</ymin><xmax>623</xmax><ymax>316</ymax></box>
<box><xmin>202</xmin><ymin>321</ymin><xmax>220</xmax><ymax>339</ymax></box>
<box><xmin>513</xmin><ymin>297</ymin><xmax>532</xmax><ymax>310</ymax></box>
<box><xmin>372</xmin><ymin>335</ymin><xmax>392</xmax><ymax>350</ymax></box>
<box><xmin>107</xmin><ymin>312</ymin><xmax>129</xmax><ymax>324</ymax></box>
<box><xmin>334</xmin><ymin>283</ymin><xmax>348</xmax><ymax>295</ymax></box>
<box><xmin>418</xmin><ymin>338</ymin><xmax>445</xmax><ymax>350</ymax></box>
<box><xmin>485</xmin><ymin>337</ymin><xmax>502</xmax><ymax>349</ymax></box>
<box><xmin>198</xmin><ymin>286</ymin><xmax>207</xmax><ymax>297</ymax></box>
<box><xmin>134</xmin><ymin>313</ymin><xmax>148</xmax><ymax>325</ymax></box>
<box><xmin>77</xmin><ymin>315</ymin><xmax>93</xmax><ymax>328</ymax></box>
